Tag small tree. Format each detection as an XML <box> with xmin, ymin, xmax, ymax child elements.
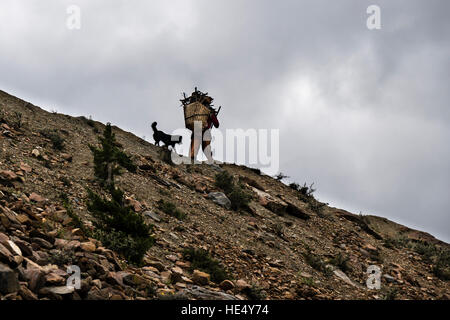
<box><xmin>89</xmin><ymin>123</ymin><xmax>136</xmax><ymax>185</ymax></box>
<box><xmin>87</xmin><ymin>123</ymin><xmax>150</xmax><ymax>264</ymax></box>
<box><xmin>274</xmin><ymin>172</ymin><xmax>289</xmax><ymax>181</ymax></box>
<box><xmin>87</xmin><ymin>185</ymin><xmax>154</xmax><ymax>264</ymax></box>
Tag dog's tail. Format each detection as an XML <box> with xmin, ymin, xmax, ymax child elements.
<box><xmin>151</xmin><ymin>122</ymin><xmax>157</xmax><ymax>132</ymax></box>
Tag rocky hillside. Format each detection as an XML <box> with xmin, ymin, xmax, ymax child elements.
<box><xmin>0</xmin><ymin>89</ymin><xmax>449</xmax><ymax>300</ymax></box>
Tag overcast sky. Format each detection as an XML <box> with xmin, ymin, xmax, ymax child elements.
<box><xmin>1</xmin><ymin>0</ymin><xmax>449</xmax><ymax>242</ymax></box>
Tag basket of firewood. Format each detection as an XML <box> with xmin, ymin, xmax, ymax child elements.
<box><xmin>181</xmin><ymin>87</ymin><xmax>216</xmax><ymax>131</ymax></box>
<box><xmin>183</xmin><ymin>102</ymin><xmax>212</xmax><ymax>131</ymax></box>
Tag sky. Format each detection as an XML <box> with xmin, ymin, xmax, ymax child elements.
<box><xmin>0</xmin><ymin>0</ymin><xmax>449</xmax><ymax>242</ymax></box>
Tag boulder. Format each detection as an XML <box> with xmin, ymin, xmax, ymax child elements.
<box><xmin>20</xmin><ymin>162</ymin><xmax>32</xmax><ymax>173</ymax></box>
<box><xmin>236</xmin><ymin>279</ymin><xmax>251</xmax><ymax>291</ymax></box>
<box><xmin>219</xmin><ymin>279</ymin><xmax>235</xmax><ymax>290</ymax></box>
<box><xmin>333</xmin><ymin>269</ymin><xmax>358</xmax><ymax>288</ymax></box>
<box><xmin>31</xmin><ymin>149</ymin><xmax>40</xmax><ymax>157</ymax></box>
<box><xmin>0</xmin><ymin>242</ymin><xmax>14</xmax><ymax>265</ymax></box>
<box><xmin>40</xmin><ymin>286</ymin><xmax>75</xmax><ymax>295</ymax></box>
<box><xmin>80</xmin><ymin>241</ymin><xmax>96</xmax><ymax>252</ymax></box>
<box><xmin>6</xmin><ymin>240</ymin><xmax>22</xmax><ymax>256</ymax></box>
<box><xmin>170</xmin><ymin>266</ymin><xmax>184</xmax><ymax>283</ymax></box>
<box><xmin>0</xmin><ymin>263</ymin><xmax>19</xmax><ymax>294</ymax></box>
<box><xmin>144</xmin><ymin>211</ymin><xmax>161</xmax><ymax>222</ymax></box>
<box><xmin>252</xmin><ymin>187</ymin><xmax>287</xmax><ymax>214</ymax></box>
<box><xmin>0</xmin><ymin>170</ymin><xmax>18</xmax><ymax>181</ymax></box>
<box><xmin>207</xmin><ymin>192</ymin><xmax>231</xmax><ymax>210</ymax></box>
<box><xmin>177</xmin><ymin>286</ymin><xmax>238</xmax><ymax>300</ymax></box>
<box><xmin>29</xmin><ymin>193</ymin><xmax>46</xmax><ymax>203</ymax></box>
<box><xmin>192</xmin><ymin>269</ymin><xmax>210</xmax><ymax>285</ymax></box>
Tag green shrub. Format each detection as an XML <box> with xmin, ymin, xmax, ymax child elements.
<box><xmin>91</xmin><ymin>228</ymin><xmax>152</xmax><ymax>265</ymax></box>
<box><xmin>89</xmin><ymin>123</ymin><xmax>136</xmax><ymax>185</ymax></box>
<box><xmin>330</xmin><ymin>253</ymin><xmax>351</xmax><ymax>273</ymax></box>
<box><xmin>303</xmin><ymin>249</ymin><xmax>332</xmax><ymax>276</ymax></box>
<box><xmin>243</xmin><ymin>284</ymin><xmax>267</xmax><ymax>300</ymax></box>
<box><xmin>214</xmin><ymin>171</ymin><xmax>234</xmax><ymax>194</ymax></box>
<box><xmin>383</xmin><ymin>237</ymin><xmax>410</xmax><ymax>249</ymax></box>
<box><xmin>40</xmin><ymin>129</ymin><xmax>65</xmax><ymax>150</ymax></box>
<box><xmin>413</xmin><ymin>241</ymin><xmax>437</xmax><ymax>263</ymax></box>
<box><xmin>87</xmin><ymin>186</ymin><xmax>153</xmax><ymax>264</ymax></box>
<box><xmin>383</xmin><ymin>287</ymin><xmax>398</xmax><ymax>300</ymax></box>
<box><xmin>157</xmin><ymin>199</ymin><xmax>186</xmax><ymax>220</ymax></box>
<box><xmin>227</xmin><ymin>184</ymin><xmax>251</xmax><ymax>211</ymax></box>
<box><xmin>274</xmin><ymin>172</ymin><xmax>289</xmax><ymax>181</ymax></box>
<box><xmin>48</xmin><ymin>249</ymin><xmax>74</xmax><ymax>266</ymax></box>
<box><xmin>432</xmin><ymin>248</ymin><xmax>450</xmax><ymax>281</ymax></box>
<box><xmin>182</xmin><ymin>247</ymin><xmax>230</xmax><ymax>283</ymax></box>
<box><xmin>214</xmin><ymin>171</ymin><xmax>252</xmax><ymax>211</ymax></box>
<box><xmin>298</xmin><ymin>275</ymin><xmax>316</xmax><ymax>287</ymax></box>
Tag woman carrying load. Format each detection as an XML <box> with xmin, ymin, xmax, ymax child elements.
<box><xmin>189</xmin><ymin>107</ymin><xmax>219</xmax><ymax>164</ymax></box>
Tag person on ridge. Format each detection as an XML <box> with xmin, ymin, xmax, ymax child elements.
<box><xmin>189</xmin><ymin>108</ymin><xmax>219</xmax><ymax>164</ymax></box>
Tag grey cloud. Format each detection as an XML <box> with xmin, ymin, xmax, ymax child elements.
<box><xmin>0</xmin><ymin>0</ymin><xmax>449</xmax><ymax>241</ymax></box>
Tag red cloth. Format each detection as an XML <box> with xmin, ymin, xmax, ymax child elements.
<box><xmin>207</xmin><ymin>113</ymin><xmax>219</xmax><ymax>129</ymax></box>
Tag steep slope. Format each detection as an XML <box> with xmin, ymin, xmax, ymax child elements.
<box><xmin>0</xmin><ymin>89</ymin><xmax>448</xmax><ymax>300</ymax></box>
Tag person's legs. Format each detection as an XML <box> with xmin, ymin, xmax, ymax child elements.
<box><xmin>202</xmin><ymin>129</ymin><xmax>214</xmax><ymax>164</ymax></box>
<box><xmin>190</xmin><ymin>133</ymin><xmax>202</xmax><ymax>163</ymax></box>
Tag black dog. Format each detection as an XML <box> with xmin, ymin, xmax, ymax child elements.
<box><xmin>151</xmin><ymin>122</ymin><xmax>182</xmax><ymax>149</ymax></box>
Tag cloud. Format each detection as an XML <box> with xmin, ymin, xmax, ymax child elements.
<box><xmin>0</xmin><ymin>0</ymin><xmax>449</xmax><ymax>242</ymax></box>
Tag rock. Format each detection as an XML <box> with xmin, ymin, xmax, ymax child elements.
<box><xmin>160</xmin><ymin>271</ymin><xmax>172</xmax><ymax>283</ymax></box>
<box><xmin>20</xmin><ymin>162</ymin><xmax>32</xmax><ymax>173</ymax></box>
<box><xmin>142</xmin><ymin>266</ymin><xmax>160</xmax><ymax>274</ymax></box>
<box><xmin>23</xmin><ymin>267</ymin><xmax>46</xmax><ymax>292</ymax></box>
<box><xmin>166</xmin><ymin>254</ymin><xmax>178</xmax><ymax>262</ymax></box>
<box><xmin>219</xmin><ymin>279</ymin><xmax>235</xmax><ymax>290</ymax></box>
<box><xmin>299</xmin><ymin>272</ymin><xmax>313</xmax><ymax>278</ymax></box>
<box><xmin>54</xmin><ymin>238</ymin><xmax>69</xmax><ymax>249</ymax></box>
<box><xmin>16</xmin><ymin>214</ymin><xmax>31</xmax><ymax>224</ymax></box>
<box><xmin>333</xmin><ymin>269</ymin><xmax>358</xmax><ymax>287</ymax></box>
<box><xmin>31</xmin><ymin>149</ymin><xmax>40</xmax><ymax>157</ymax></box>
<box><xmin>251</xmin><ymin>187</ymin><xmax>288</xmax><ymax>215</ymax></box>
<box><xmin>80</xmin><ymin>242</ymin><xmax>96</xmax><ymax>252</ymax></box>
<box><xmin>0</xmin><ymin>232</ymin><xmax>9</xmax><ymax>244</ymax></box>
<box><xmin>175</xmin><ymin>261</ymin><xmax>191</xmax><ymax>269</ymax></box>
<box><xmin>13</xmin><ymin>239</ymin><xmax>33</xmax><ymax>257</ymax></box>
<box><xmin>0</xmin><ymin>242</ymin><xmax>14</xmax><ymax>265</ymax></box>
<box><xmin>0</xmin><ymin>170</ymin><xmax>18</xmax><ymax>181</ymax></box>
<box><xmin>6</xmin><ymin>240</ymin><xmax>22</xmax><ymax>256</ymax></box>
<box><xmin>66</xmin><ymin>240</ymin><xmax>81</xmax><ymax>250</ymax></box>
<box><xmin>236</xmin><ymin>279</ymin><xmax>251</xmax><ymax>291</ymax></box>
<box><xmin>0</xmin><ymin>263</ymin><xmax>20</xmax><ymax>294</ymax></box>
<box><xmin>207</xmin><ymin>192</ymin><xmax>231</xmax><ymax>209</ymax></box>
<box><xmin>170</xmin><ymin>266</ymin><xmax>184</xmax><ymax>283</ymax></box>
<box><xmin>364</xmin><ymin>243</ymin><xmax>378</xmax><ymax>253</ymax></box>
<box><xmin>144</xmin><ymin>211</ymin><xmax>161</xmax><ymax>222</ymax></box>
<box><xmin>146</xmin><ymin>260</ymin><xmax>165</xmax><ymax>271</ymax></box>
<box><xmin>178</xmin><ymin>285</ymin><xmax>238</xmax><ymax>300</ymax></box>
<box><xmin>29</xmin><ymin>193</ymin><xmax>46</xmax><ymax>203</ymax></box>
<box><xmin>45</xmin><ymin>272</ymin><xmax>66</xmax><ymax>285</ymax></box>
<box><xmin>19</xmin><ymin>284</ymin><xmax>38</xmax><ymax>300</ymax></box>
<box><xmin>31</xmin><ymin>237</ymin><xmax>53</xmax><ymax>250</ymax></box>
<box><xmin>128</xmin><ymin>199</ymin><xmax>142</xmax><ymax>212</ymax></box>
<box><xmin>92</xmin><ymin>279</ymin><xmax>102</xmax><ymax>289</ymax></box>
<box><xmin>192</xmin><ymin>269</ymin><xmax>210</xmax><ymax>285</ymax></box>
<box><xmin>285</xmin><ymin>202</ymin><xmax>310</xmax><ymax>220</ymax></box>
<box><xmin>175</xmin><ymin>282</ymin><xmax>187</xmax><ymax>289</ymax></box>
<box><xmin>383</xmin><ymin>274</ymin><xmax>396</xmax><ymax>283</ymax></box>
<box><xmin>106</xmin><ymin>272</ymin><xmax>125</xmax><ymax>287</ymax></box>
<box><xmin>41</xmin><ymin>286</ymin><xmax>75</xmax><ymax>295</ymax></box>
<box><xmin>61</xmin><ymin>153</ymin><xmax>73</xmax><ymax>162</ymax></box>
